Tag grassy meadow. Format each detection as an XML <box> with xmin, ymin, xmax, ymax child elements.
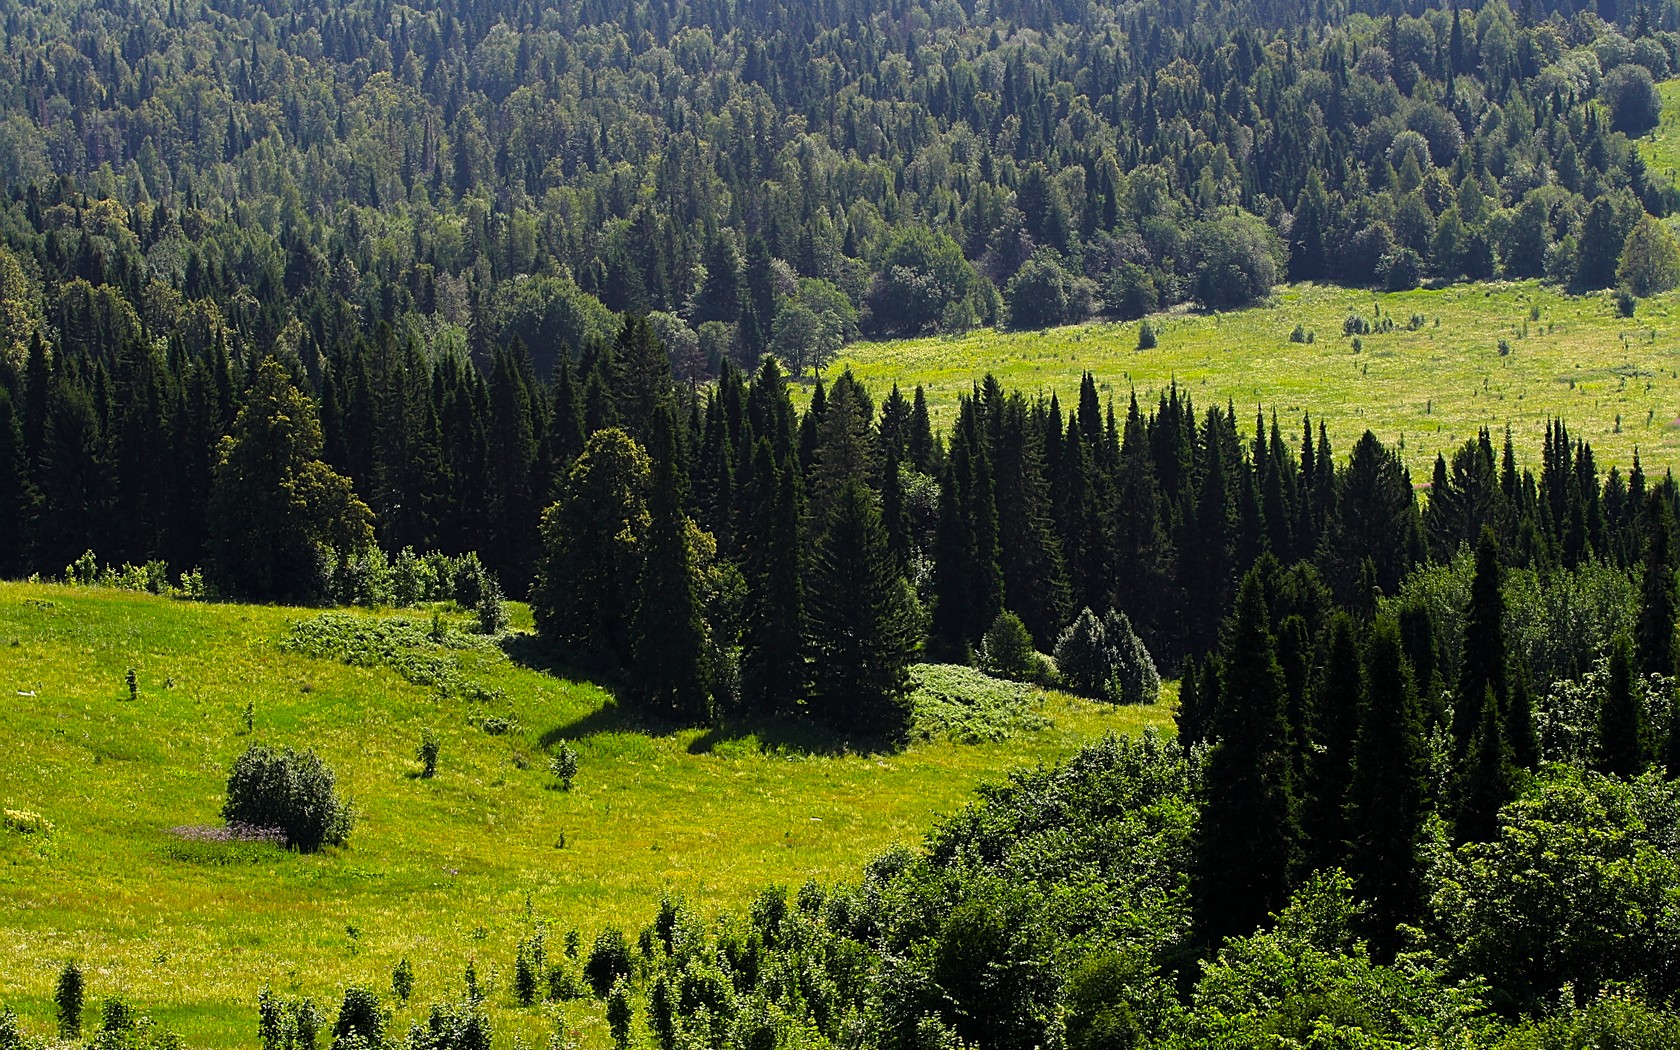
<box><xmin>830</xmin><ymin>279</ymin><xmax>1680</xmax><ymax>478</ymax></box>
<box><xmin>0</xmin><ymin>582</ymin><xmax>1170</xmax><ymax>1048</ymax></box>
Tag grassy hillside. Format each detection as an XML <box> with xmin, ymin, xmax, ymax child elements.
<box><xmin>0</xmin><ymin>582</ymin><xmax>1169</xmax><ymax>1048</ymax></box>
<box><xmin>830</xmin><ymin>279</ymin><xmax>1680</xmax><ymax>477</ymax></box>
<box><xmin>1638</xmin><ymin>77</ymin><xmax>1680</xmax><ymax>185</ymax></box>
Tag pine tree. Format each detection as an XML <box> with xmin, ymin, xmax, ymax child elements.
<box><xmin>0</xmin><ymin>387</ymin><xmax>33</xmax><ymax>577</ymax></box>
<box><xmin>1596</xmin><ymin>634</ymin><xmax>1648</xmax><ymax>777</ymax></box>
<box><xmin>1345</xmin><ymin>615</ymin><xmax>1428</xmax><ymax>957</ymax></box>
<box><xmin>1194</xmin><ymin>570</ymin><xmax>1302</xmax><ymax>946</ymax></box>
<box><xmin>629</xmin><ymin>409</ymin><xmax>710</xmax><ymax>723</ymax></box>
<box><xmin>805</xmin><ymin>479</ymin><xmax>918</xmax><ymax>739</ymax></box>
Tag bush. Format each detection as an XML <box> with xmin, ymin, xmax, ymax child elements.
<box><xmin>584</xmin><ymin>928</ymin><xmax>632</xmax><ymax>998</ymax></box>
<box><xmin>550</xmin><ymin>745</ymin><xmax>579</xmax><ymax>790</ymax></box>
<box><xmin>416</xmin><ymin>731</ymin><xmax>439</xmax><ymax>779</ymax></box>
<box><xmin>1051</xmin><ymin>608</ymin><xmax>1160</xmax><ymax>704</ymax></box>
<box><xmin>474</xmin><ymin>577</ymin><xmax>508</xmax><ymax>636</ymax></box>
<box><xmin>979</xmin><ymin>612</ymin><xmax>1039</xmax><ymax>682</ymax></box>
<box><xmin>1136</xmin><ymin>320</ymin><xmax>1157</xmax><ymax>349</ymax></box>
<box><xmin>391</xmin><ymin>959</ymin><xmax>413</xmax><ymax>1004</ymax></box>
<box><xmin>606</xmin><ymin>979</ymin><xmax>633</xmax><ymax>1050</ymax></box>
<box><xmin>56</xmin><ymin>961</ymin><xmax>84</xmax><ymax>1038</ymax></box>
<box><xmin>222</xmin><ymin>744</ymin><xmax>353</xmax><ymax>853</ymax></box>
<box><xmin>408</xmin><ymin>1002</ymin><xmax>490</xmax><ymax>1050</ymax></box>
<box><xmin>331</xmin><ymin>987</ymin><xmax>383</xmax><ymax>1050</ymax></box>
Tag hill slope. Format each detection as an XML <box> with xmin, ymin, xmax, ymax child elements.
<box><xmin>0</xmin><ymin>583</ymin><xmax>1168</xmax><ymax>1048</ymax></box>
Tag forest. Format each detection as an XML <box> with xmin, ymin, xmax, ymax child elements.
<box><xmin>6</xmin><ymin>0</ymin><xmax>1680</xmax><ymax>1043</ymax></box>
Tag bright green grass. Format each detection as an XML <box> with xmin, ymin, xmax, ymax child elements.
<box><xmin>1637</xmin><ymin>78</ymin><xmax>1680</xmax><ymax>184</ymax></box>
<box><xmin>829</xmin><ymin>280</ymin><xmax>1680</xmax><ymax>477</ymax></box>
<box><xmin>0</xmin><ymin>582</ymin><xmax>1170</xmax><ymax>1048</ymax></box>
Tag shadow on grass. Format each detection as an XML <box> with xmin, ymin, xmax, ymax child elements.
<box><xmin>499</xmin><ymin>631</ymin><xmax>623</xmax><ymax>694</ymax></box>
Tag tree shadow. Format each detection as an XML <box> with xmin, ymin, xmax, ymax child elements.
<box><xmin>499</xmin><ymin>632</ymin><xmax>623</xmax><ymax>695</ymax></box>
<box><xmin>684</xmin><ymin>714</ymin><xmax>900</xmax><ymax>758</ymax></box>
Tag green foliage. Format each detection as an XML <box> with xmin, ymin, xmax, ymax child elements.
<box><xmin>56</xmin><ymin>960</ymin><xmax>84</xmax><ymax>1038</ymax></box>
<box><xmin>390</xmin><ymin>961</ymin><xmax>413</xmax><ymax>1005</ymax></box>
<box><xmin>283</xmin><ymin>613</ymin><xmax>503</xmax><ymax>704</ymax></box>
<box><xmin>1495</xmin><ymin>994</ymin><xmax>1680</xmax><ymax>1049</ymax></box>
<box><xmin>1619</xmin><ymin>215</ymin><xmax>1680</xmax><ymax>298</ymax></box>
<box><xmin>222</xmin><ymin>744</ymin><xmax>353</xmax><ymax>853</ymax></box>
<box><xmin>403</xmin><ymin>1001</ymin><xmax>490</xmax><ymax>1050</ymax></box>
<box><xmin>605</xmin><ymin>980</ymin><xmax>633</xmax><ymax>1050</ymax></box>
<box><xmin>1052</xmin><ymin>608</ymin><xmax>1160</xmax><ymax>705</ymax></box>
<box><xmin>416</xmin><ymin>730</ymin><xmax>439</xmax><ymax>780</ymax></box>
<box><xmin>331</xmin><ymin>987</ymin><xmax>383</xmax><ymax>1050</ymax></box>
<box><xmin>549</xmin><ymin>744</ymin><xmax>579</xmax><ymax>790</ymax></box>
<box><xmin>977</xmin><ymin>612</ymin><xmax>1039</xmax><ymax>683</ymax></box>
<box><xmin>1135</xmin><ymin>320</ymin><xmax>1157</xmax><ymax>350</ymax></box>
<box><xmin>907</xmin><ymin>664</ymin><xmax>1050</xmax><ymax>745</ymax></box>
<box><xmin>1426</xmin><ymin>767</ymin><xmax>1680</xmax><ymax>1014</ymax></box>
<box><xmin>585</xmin><ymin>929</ymin><xmax>632</xmax><ymax>999</ymax></box>
<box><xmin>207</xmin><ymin>358</ymin><xmax>375</xmax><ymax>603</ymax></box>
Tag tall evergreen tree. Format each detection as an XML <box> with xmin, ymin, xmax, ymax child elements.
<box><xmin>1455</xmin><ymin>528</ymin><xmax>1508</xmax><ymax>755</ymax></box>
<box><xmin>1345</xmin><ymin>615</ymin><xmax>1428</xmax><ymax>957</ymax></box>
<box><xmin>1194</xmin><ymin>570</ymin><xmax>1302</xmax><ymax>946</ymax></box>
<box><xmin>805</xmin><ymin>478</ymin><xmax>918</xmax><ymax>739</ymax></box>
<box><xmin>1597</xmin><ymin>634</ymin><xmax>1648</xmax><ymax>777</ymax></box>
<box><xmin>741</xmin><ymin>440</ymin><xmax>805</xmax><ymax>715</ymax></box>
<box><xmin>1457</xmin><ymin>685</ymin><xmax>1517</xmax><ymax>843</ymax></box>
<box><xmin>0</xmin><ymin>386</ymin><xmax>32</xmax><ymax>577</ymax></box>
<box><xmin>1304</xmin><ymin>613</ymin><xmax>1362</xmax><ymax>872</ymax></box>
<box><xmin>629</xmin><ymin>408</ymin><xmax>711</xmax><ymax>723</ymax></box>
<box><xmin>1636</xmin><ymin>495</ymin><xmax>1678</xmax><ymax>677</ymax></box>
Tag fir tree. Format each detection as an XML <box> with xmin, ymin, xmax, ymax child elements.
<box><xmin>1345</xmin><ymin>615</ymin><xmax>1428</xmax><ymax>957</ymax></box>
<box><xmin>741</xmin><ymin>441</ymin><xmax>805</xmax><ymax>716</ymax></box>
<box><xmin>1304</xmin><ymin>613</ymin><xmax>1362</xmax><ymax>872</ymax></box>
<box><xmin>805</xmin><ymin>479</ymin><xmax>918</xmax><ymax>739</ymax></box>
<box><xmin>1457</xmin><ymin>685</ymin><xmax>1517</xmax><ymax>843</ymax></box>
<box><xmin>1194</xmin><ymin>570</ymin><xmax>1302</xmax><ymax>946</ymax></box>
<box><xmin>1455</xmin><ymin>528</ymin><xmax>1507</xmax><ymax>755</ymax></box>
<box><xmin>629</xmin><ymin>408</ymin><xmax>710</xmax><ymax>723</ymax></box>
<box><xmin>1636</xmin><ymin>496</ymin><xmax>1677</xmax><ymax>677</ymax></box>
<box><xmin>1596</xmin><ymin>634</ymin><xmax>1648</xmax><ymax>777</ymax></box>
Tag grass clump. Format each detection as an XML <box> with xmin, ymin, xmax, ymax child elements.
<box><xmin>283</xmin><ymin>613</ymin><xmax>502</xmax><ymax>704</ymax></box>
<box><xmin>909</xmin><ymin>664</ymin><xmax>1051</xmax><ymax>744</ymax></box>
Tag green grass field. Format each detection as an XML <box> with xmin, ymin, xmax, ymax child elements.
<box><xmin>830</xmin><ymin>279</ymin><xmax>1680</xmax><ymax>478</ymax></box>
<box><xmin>0</xmin><ymin>582</ymin><xmax>1169</xmax><ymax>1048</ymax></box>
<box><xmin>1638</xmin><ymin>78</ymin><xmax>1680</xmax><ymax>185</ymax></box>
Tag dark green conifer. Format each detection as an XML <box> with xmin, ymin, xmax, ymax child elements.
<box><xmin>1597</xmin><ymin>634</ymin><xmax>1648</xmax><ymax>777</ymax></box>
<box><xmin>1193</xmin><ymin>570</ymin><xmax>1301</xmax><ymax>945</ymax></box>
<box><xmin>629</xmin><ymin>408</ymin><xmax>710</xmax><ymax>723</ymax></box>
<box><xmin>1636</xmin><ymin>496</ymin><xmax>1677</xmax><ymax>677</ymax></box>
<box><xmin>1455</xmin><ymin>528</ymin><xmax>1507</xmax><ymax>755</ymax></box>
<box><xmin>741</xmin><ymin>441</ymin><xmax>805</xmax><ymax>716</ymax></box>
<box><xmin>1305</xmin><ymin>613</ymin><xmax>1362</xmax><ymax>872</ymax></box>
<box><xmin>1457</xmin><ymin>685</ymin><xmax>1517</xmax><ymax>843</ymax></box>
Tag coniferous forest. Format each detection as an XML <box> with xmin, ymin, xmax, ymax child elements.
<box><xmin>7</xmin><ymin>0</ymin><xmax>1680</xmax><ymax>1043</ymax></box>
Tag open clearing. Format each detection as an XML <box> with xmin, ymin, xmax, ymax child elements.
<box><xmin>831</xmin><ymin>280</ymin><xmax>1680</xmax><ymax>477</ymax></box>
<box><xmin>0</xmin><ymin>582</ymin><xmax>1169</xmax><ymax>1048</ymax></box>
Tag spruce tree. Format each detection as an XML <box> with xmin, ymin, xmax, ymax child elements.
<box><xmin>1304</xmin><ymin>613</ymin><xmax>1362</xmax><ymax>872</ymax></box>
<box><xmin>1596</xmin><ymin>634</ymin><xmax>1648</xmax><ymax>777</ymax></box>
<box><xmin>1636</xmin><ymin>496</ymin><xmax>1677</xmax><ymax>677</ymax></box>
<box><xmin>0</xmin><ymin>387</ymin><xmax>32</xmax><ymax>578</ymax></box>
<box><xmin>1457</xmin><ymin>685</ymin><xmax>1517</xmax><ymax>843</ymax></box>
<box><xmin>741</xmin><ymin>441</ymin><xmax>805</xmax><ymax>716</ymax></box>
<box><xmin>1193</xmin><ymin>570</ymin><xmax>1302</xmax><ymax>946</ymax></box>
<box><xmin>805</xmin><ymin>478</ymin><xmax>918</xmax><ymax>739</ymax></box>
<box><xmin>628</xmin><ymin>409</ymin><xmax>710</xmax><ymax>723</ymax></box>
<box><xmin>1345</xmin><ymin>616</ymin><xmax>1428</xmax><ymax>957</ymax></box>
<box><xmin>1455</xmin><ymin>528</ymin><xmax>1507</xmax><ymax>755</ymax></box>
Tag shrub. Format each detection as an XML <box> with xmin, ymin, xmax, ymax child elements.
<box><xmin>475</xmin><ymin>577</ymin><xmax>509</xmax><ymax>636</ymax></box>
<box><xmin>1616</xmin><ymin>288</ymin><xmax>1637</xmax><ymax>317</ymax></box>
<box><xmin>391</xmin><ymin>959</ymin><xmax>413</xmax><ymax>1004</ymax></box>
<box><xmin>331</xmin><ymin>987</ymin><xmax>383</xmax><ymax>1050</ymax></box>
<box><xmin>4</xmin><ymin>809</ymin><xmax>53</xmax><ymax>836</ymax></box>
<box><xmin>222</xmin><ymin>744</ymin><xmax>353</xmax><ymax>853</ymax></box>
<box><xmin>1052</xmin><ymin>608</ymin><xmax>1160</xmax><ymax>704</ymax></box>
<box><xmin>409</xmin><ymin>1001</ymin><xmax>490</xmax><ymax>1050</ymax></box>
<box><xmin>1289</xmin><ymin>323</ymin><xmax>1308</xmax><ymax>343</ymax></box>
<box><xmin>605</xmin><ymin>979</ymin><xmax>633</xmax><ymax>1050</ymax></box>
<box><xmin>979</xmin><ymin>612</ymin><xmax>1039</xmax><ymax>682</ymax></box>
<box><xmin>584</xmin><ymin>928</ymin><xmax>632</xmax><ymax>998</ymax></box>
<box><xmin>514</xmin><ymin>937</ymin><xmax>540</xmax><ymax>1006</ymax></box>
<box><xmin>417</xmin><ymin>731</ymin><xmax>439</xmax><ymax>779</ymax></box>
<box><xmin>56</xmin><ymin>961</ymin><xmax>84</xmax><ymax>1038</ymax></box>
<box><xmin>546</xmin><ymin>961</ymin><xmax>583</xmax><ymax>1002</ymax></box>
<box><xmin>1136</xmin><ymin>320</ymin><xmax>1157</xmax><ymax>350</ymax></box>
<box><xmin>549</xmin><ymin>745</ymin><xmax>579</xmax><ymax>790</ymax></box>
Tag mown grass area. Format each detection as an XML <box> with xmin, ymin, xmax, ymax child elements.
<box><xmin>830</xmin><ymin>279</ymin><xmax>1680</xmax><ymax>477</ymax></box>
<box><xmin>0</xmin><ymin>582</ymin><xmax>1171</xmax><ymax>1048</ymax></box>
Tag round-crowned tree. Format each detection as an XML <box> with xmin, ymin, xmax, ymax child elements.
<box><xmin>223</xmin><ymin>744</ymin><xmax>353</xmax><ymax>852</ymax></box>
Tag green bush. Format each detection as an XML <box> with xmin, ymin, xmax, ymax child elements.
<box><xmin>391</xmin><ymin>959</ymin><xmax>413</xmax><ymax>1004</ymax></box>
<box><xmin>331</xmin><ymin>987</ymin><xmax>383</xmax><ymax>1050</ymax></box>
<box><xmin>56</xmin><ymin>961</ymin><xmax>84</xmax><ymax>1038</ymax></box>
<box><xmin>1051</xmin><ymin>608</ymin><xmax>1159</xmax><ymax>704</ymax></box>
<box><xmin>222</xmin><ymin>744</ymin><xmax>353</xmax><ymax>853</ymax></box>
<box><xmin>1136</xmin><ymin>320</ymin><xmax>1157</xmax><ymax>349</ymax></box>
<box><xmin>606</xmin><ymin>979</ymin><xmax>633</xmax><ymax>1049</ymax></box>
<box><xmin>417</xmin><ymin>731</ymin><xmax>439</xmax><ymax>779</ymax></box>
<box><xmin>585</xmin><ymin>928</ymin><xmax>632</xmax><ymax>998</ymax></box>
<box><xmin>549</xmin><ymin>745</ymin><xmax>579</xmax><ymax>790</ymax></box>
<box><xmin>979</xmin><ymin>612</ymin><xmax>1039</xmax><ymax>682</ymax></box>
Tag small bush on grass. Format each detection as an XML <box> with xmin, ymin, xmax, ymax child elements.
<box><xmin>331</xmin><ymin>987</ymin><xmax>383</xmax><ymax>1050</ymax></box>
<box><xmin>56</xmin><ymin>961</ymin><xmax>84</xmax><ymax>1038</ymax></box>
<box><xmin>978</xmin><ymin>611</ymin><xmax>1040</xmax><ymax>683</ymax></box>
<box><xmin>222</xmin><ymin>745</ymin><xmax>353</xmax><ymax>853</ymax></box>
<box><xmin>417</xmin><ymin>731</ymin><xmax>439</xmax><ymax>779</ymax></box>
<box><xmin>585</xmin><ymin>929</ymin><xmax>632</xmax><ymax>998</ymax></box>
<box><xmin>549</xmin><ymin>745</ymin><xmax>579</xmax><ymax>790</ymax></box>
